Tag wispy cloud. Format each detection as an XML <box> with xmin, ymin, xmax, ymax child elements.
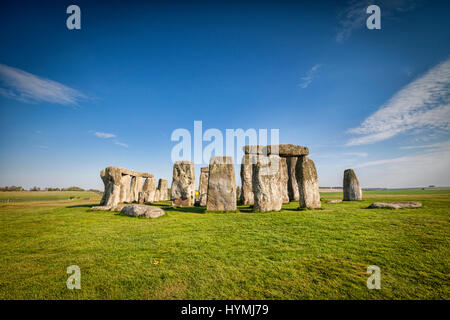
<box><xmin>298</xmin><ymin>64</ymin><xmax>321</xmax><ymax>89</ymax></box>
<box><xmin>93</xmin><ymin>131</ymin><xmax>116</xmax><ymax>139</ymax></box>
<box><xmin>347</xmin><ymin>58</ymin><xmax>450</xmax><ymax>146</ymax></box>
<box><xmin>353</xmin><ymin>141</ymin><xmax>450</xmax><ymax>187</ymax></box>
<box><xmin>336</xmin><ymin>0</ymin><xmax>422</xmax><ymax>42</ymax></box>
<box><xmin>0</xmin><ymin>63</ymin><xmax>86</xmax><ymax>106</ymax></box>
<box><xmin>114</xmin><ymin>141</ymin><xmax>128</xmax><ymax>148</ymax></box>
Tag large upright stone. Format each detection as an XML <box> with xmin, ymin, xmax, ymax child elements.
<box><xmin>157</xmin><ymin>179</ymin><xmax>169</xmax><ymax>201</ymax></box>
<box><xmin>240</xmin><ymin>154</ymin><xmax>255</xmax><ymax>205</ymax></box>
<box><xmin>140</xmin><ymin>177</ymin><xmax>156</xmax><ymax>203</ymax></box>
<box><xmin>171</xmin><ymin>161</ymin><xmax>195</xmax><ymax>207</ymax></box>
<box><xmin>280</xmin><ymin>157</ymin><xmax>289</xmax><ymax>203</ymax></box>
<box><xmin>252</xmin><ymin>155</ymin><xmax>283</xmax><ymax>212</ymax></box>
<box><xmin>343</xmin><ymin>169</ymin><xmax>362</xmax><ymax>201</ymax></box>
<box><xmin>236</xmin><ymin>186</ymin><xmax>241</xmax><ymax>202</ymax></box>
<box><xmin>100</xmin><ymin>167</ymin><xmax>123</xmax><ymax>207</ymax></box>
<box><xmin>198</xmin><ymin>167</ymin><xmax>209</xmax><ymax>206</ymax></box>
<box><xmin>295</xmin><ymin>156</ymin><xmax>321</xmax><ymax>209</ymax></box>
<box><xmin>206</xmin><ymin>156</ymin><xmax>236</xmax><ymax>211</ymax></box>
<box><xmin>119</xmin><ymin>174</ymin><xmax>130</xmax><ymax>203</ymax></box>
<box><xmin>154</xmin><ymin>189</ymin><xmax>160</xmax><ymax>202</ymax></box>
<box><xmin>129</xmin><ymin>176</ymin><xmax>143</xmax><ymax>203</ymax></box>
<box><xmin>286</xmin><ymin>157</ymin><xmax>299</xmax><ymax>201</ymax></box>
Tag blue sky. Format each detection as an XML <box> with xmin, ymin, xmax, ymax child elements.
<box><xmin>0</xmin><ymin>0</ymin><xmax>449</xmax><ymax>189</ymax></box>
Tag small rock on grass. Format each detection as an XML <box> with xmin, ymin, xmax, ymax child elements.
<box><xmin>121</xmin><ymin>204</ymin><xmax>165</xmax><ymax>218</ymax></box>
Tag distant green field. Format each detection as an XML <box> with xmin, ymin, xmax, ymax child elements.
<box><xmin>0</xmin><ymin>191</ymin><xmax>102</xmax><ymax>202</ymax></box>
<box><xmin>321</xmin><ymin>189</ymin><xmax>450</xmax><ymax>197</ymax></box>
<box><xmin>0</xmin><ymin>190</ymin><xmax>448</xmax><ymax>299</ymax></box>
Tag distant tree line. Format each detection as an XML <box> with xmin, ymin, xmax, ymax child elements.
<box><xmin>1</xmin><ymin>186</ymin><xmax>102</xmax><ymax>192</ymax></box>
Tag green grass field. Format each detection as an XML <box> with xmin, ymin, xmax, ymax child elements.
<box><xmin>0</xmin><ymin>190</ymin><xmax>449</xmax><ymax>300</ymax></box>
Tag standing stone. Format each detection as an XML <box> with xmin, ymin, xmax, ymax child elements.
<box><xmin>154</xmin><ymin>189</ymin><xmax>160</xmax><ymax>202</ymax></box>
<box><xmin>157</xmin><ymin>179</ymin><xmax>169</xmax><ymax>201</ymax></box>
<box><xmin>206</xmin><ymin>156</ymin><xmax>236</xmax><ymax>211</ymax></box>
<box><xmin>171</xmin><ymin>160</ymin><xmax>195</xmax><ymax>207</ymax></box>
<box><xmin>280</xmin><ymin>157</ymin><xmax>289</xmax><ymax>203</ymax></box>
<box><xmin>236</xmin><ymin>186</ymin><xmax>241</xmax><ymax>202</ymax></box>
<box><xmin>99</xmin><ymin>167</ymin><xmax>122</xmax><ymax>207</ymax></box>
<box><xmin>286</xmin><ymin>157</ymin><xmax>299</xmax><ymax>201</ymax></box>
<box><xmin>240</xmin><ymin>154</ymin><xmax>255</xmax><ymax>205</ymax></box>
<box><xmin>140</xmin><ymin>177</ymin><xmax>156</xmax><ymax>203</ymax></box>
<box><xmin>119</xmin><ymin>174</ymin><xmax>130</xmax><ymax>203</ymax></box>
<box><xmin>252</xmin><ymin>155</ymin><xmax>283</xmax><ymax>212</ymax></box>
<box><xmin>343</xmin><ymin>169</ymin><xmax>362</xmax><ymax>201</ymax></box>
<box><xmin>198</xmin><ymin>167</ymin><xmax>209</xmax><ymax>206</ymax></box>
<box><xmin>129</xmin><ymin>176</ymin><xmax>143</xmax><ymax>203</ymax></box>
<box><xmin>295</xmin><ymin>156</ymin><xmax>321</xmax><ymax>209</ymax></box>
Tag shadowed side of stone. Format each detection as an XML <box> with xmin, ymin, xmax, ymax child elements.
<box><xmin>343</xmin><ymin>169</ymin><xmax>362</xmax><ymax>201</ymax></box>
<box><xmin>240</xmin><ymin>154</ymin><xmax>255</xmax><ymax>205</ymax></box>
<box><xmin>286</xmin><ymin>157</ymin><xmax>299</xmax><ymax>201</ymax></box>
<box><xmin>198</xmin><ymin>167</ymin><xmax>209</xmax><ymax>206</ymax></box>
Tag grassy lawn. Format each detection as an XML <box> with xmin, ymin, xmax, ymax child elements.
<box><xmin>0</xmin><ymin>190</ymin><xmax>449</xmax><ymax>299</ymax></box>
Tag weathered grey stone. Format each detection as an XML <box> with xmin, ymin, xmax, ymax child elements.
<box><xmin>368</xmin><ymin>202</ymin><xmax>422</xmax><ymax>209</ymax></box>
<box><xmin>99</xmin><ymin>167</ymin><xmax>122</xmax><ymax>207</ymax></box>
<box><xmin>198</xmin><ymin>167</ymin><xmax>209</xmax><ymax>206</ymax></box>
<box><xmin>286</xmin><ymin>157</ymin><xmax>299</xmax><ymax>201</ymax></box>
<box><xmin>240</xmin><ymin>154</ymin><xmax>255</xmax><ymax>205</ymax></box>
<box><xmin>343</xmin><ymin>169</ymin><xmax>362</xmax><ymax>201</ymax></box>
<box><xmin>90</xmin><ymin>205</ymin><xmax>112</xmax><ymax>211</ymax></box>
<box><xmin>326</xmin><ymin>199</ymin><xmax>342</xmax><ymax>204</ymax></box>
<box><xmin>119</xmin><ymin>174</ymin><xmax>130</xmax><ymax>203</ymax></box>
<box><xmin>110</xmin><ymin>204</ymin><xmax>127</xmax><ymax>211</ymax></box>
<box><xmin>154</xmin><ymin>189</ymin><xmax>160</xmax><ymax>202</ymax></box>
<box><xmin>140</xmin><ymin>177</ymin><xmax>156</xmax><ymax>203</ymax></box>
<box><xmin>244</xmin><ymin>144</ymin><xmax>309</xmax><ymax>157</ymax></box>
<box><xmin>100</xmin><ymin>166</ymin><xmax>154</xmax><ymax>207</ymax></box>
<box><xmin>206</xmin><ymin>156</ymin><xmax>237</xmax><ymax>211</ymax></box>
<box><xmin>121</xmin><ymin>204</ymin><xmax>165</xmax><ymax>218</ymax></box>
<box><xmin>157</xmin><ymin>179</ymin><xmax>169</xmax><ymax>201</ymax></box>
<box><xmin>295</xmin><ymin>156</ymin><xmax>321</xmax><ymax>209</ymax></box>
<box><xmin>236</xmin><ymin>186</ymin><xmax>241</xmax><ymax>201</ymax></box>
<box><xmin>171</xmin><ymin>160</ymin><xmax>195</xmax><ymax>207</ymax></box>
<box><xmin>280</xmin><ymin>157</ymin><xmax>289</xmax><ymax>203</ymax></box>
<box><xmin>129</xmin><ymin>176</ymin><xmax>144</xmax><ymax>203</ymax></box>
<box><xmin>252</xmin><ymin>155</ymin><xmax>283</xmax><ymax>212</ymax></box>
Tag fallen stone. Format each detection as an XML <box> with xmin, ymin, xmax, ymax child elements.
<box><xmin>198</xmin><ymin>167</ymin><xmax>209</xmax><ymax>206</ymax></box>
<box><xmin>121</xmin><ymin>204</ymin><xmax>165</xmax><ymax>218</ymax></box>
<box><xmin>368</xmin><ymin>202</ymin><xmax>422</xmax><ymax>209</ymax></box>
<box><xmin>90</xmin><ymin>205</ymin><xmax>112</xmax><ymax>211</ymax></box>
<box><xmin>326</xmin><ymin>200</ymin><xmax>342</xmax><ymax>204</ymax></box>
<box><xmin>343</xmin><ymin>169</ymin><xmax>362</xmax><ymax>201</ymax></box>
<box><xmin>207</xmin><ymin>156</ymin><xmax>237</xmax><ymax>211</ymax></box>
<box><xmin>171</xmin><ymin>160</ymin><xmax>196</xmax><ymax>207</ymax></box>
<box><xmin>110</xmin><ymin>204</ymin><xmax>127</xmax><ymax>211</ymax></box>
<box><xmin>252</xmin><ymin>155</ymin><xmax>283</xmax><ymax>212</ymax></box>
<box><xmin>295</xmin><ymin>156</ymin><xmax>321</xmax><ymax>209</ymax></box>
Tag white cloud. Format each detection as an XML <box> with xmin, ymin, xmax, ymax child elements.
<box><xmin>298</xmin><ymin>64</ymin><xmax>321</xmax><ymax>89</ymax></box>
<box><xmin>353</xmin><ymin>141</ymin><xmax>450</xmax><ymax>187</ymax></box>
<box><xmin>347</xmin><ymin>58</ymin><xmax>450</xmax><ymax>146</ymax></box>
<box><xmin>0</xmin><ymin>63</ymin><xmax>86</xmax><ymax>105</ymax></box>
<box><xmin>114</xmin><ymin>141</ymin><xmax>128</xmax><ymax>148</ymax></box>
<box><xmin>93</xmin><ymin>131</ymin><xmax>116</xmax><ymax>139</ymax></box>
<box><xmin>336</xmin><ymin>0</ymin><xmax>422</xmax><ymax>42</ymax></box>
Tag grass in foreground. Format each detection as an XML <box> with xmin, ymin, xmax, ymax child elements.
<box><xmin>0</xmin><ymin>190</ymin><xmax>449</xmax><ymax>299</ymax></box>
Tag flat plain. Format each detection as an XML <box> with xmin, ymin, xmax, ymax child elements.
<box><xmin>0</xmin><ymin>190</ymin><xmax>448</xmax><ymax>299</ymax></box>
